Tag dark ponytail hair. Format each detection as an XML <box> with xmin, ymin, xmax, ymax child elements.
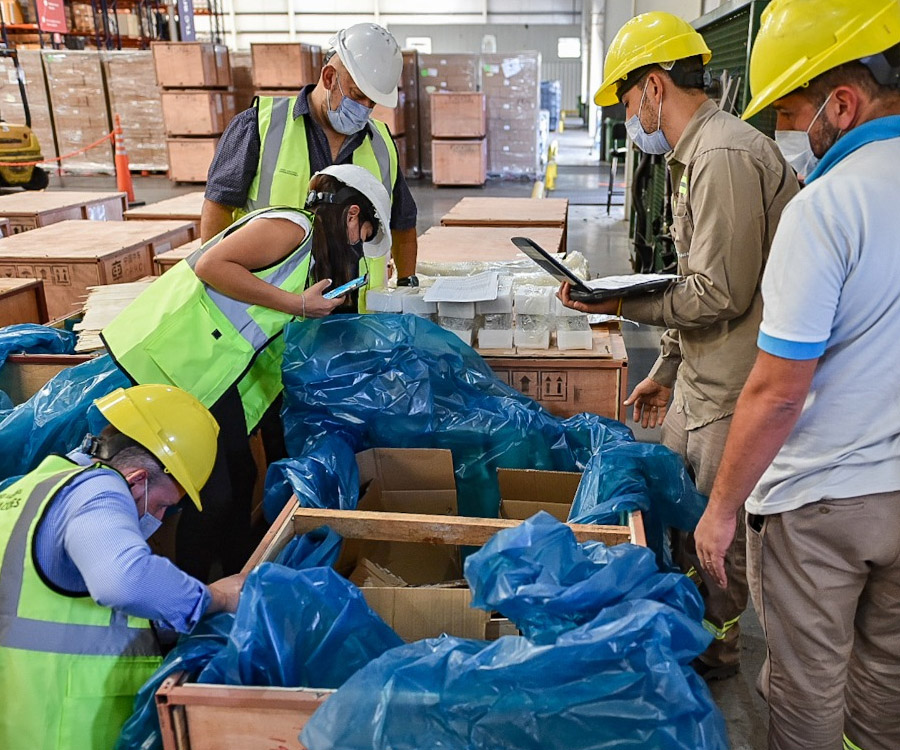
<box><xmin>306</xmin><ymin>174</ymin><xmax>377</xmax><ymax>297</ymax></box>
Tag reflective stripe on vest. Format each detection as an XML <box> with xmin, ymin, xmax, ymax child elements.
<box><xmin>702</xmin><ymin>615</ymin><xmax>741</xmax><ymax>641</ymax></box>
<box><xmin>242</xmin><ymin>96</ymin><xmax>398</xmax><ymax>217</ymax></box>
<box><xmin>102</xmin><ymin>207</ymin><xmax>313</xmax><ymax>430</ymax></box>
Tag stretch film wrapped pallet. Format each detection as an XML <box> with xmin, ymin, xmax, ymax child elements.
<box><xmin>102</xmin><ymin>51</ymin><xmax>168</xmax><ymax>172</ymax></box>
<box><xmin>0</xmin><ymin>49</ymin><xmax>56</xmax><ymax>162</ymax></box>
<box><xmin>42</xmin><ymin>50</ymin><xmax>114</xmax><ymax>175</ymax></box>
<box><xmin>481</xmin><ymin>52</ymin><xmax>542</xmax><ymax>179</ymax></box>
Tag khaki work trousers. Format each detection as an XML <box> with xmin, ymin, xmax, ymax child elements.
<box><xmin>663</xmin><ymin>407</ymin><xmax>748</xmax><ymax>668</ymax></box>
<box><xmin>748</xmin><ymin>491</ymin><xmax>900</xmax><ymax>750</ymax></box>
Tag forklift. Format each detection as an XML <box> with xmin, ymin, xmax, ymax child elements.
<box><xmin>0</xmin><ymin>44</ymin><xmax>48</xmax><ymax>190</ymax></box>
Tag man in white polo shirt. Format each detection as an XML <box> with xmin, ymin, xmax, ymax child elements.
<box><xmin>693</xmin><ymin>0</ymin><xmax>900</xmax><ymax>748</ymax></box>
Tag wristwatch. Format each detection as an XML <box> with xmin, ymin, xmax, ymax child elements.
<box><xmin>396</xmin><ymin>275</ymin><xmax>419</xmax><ymax>287</ymax></box>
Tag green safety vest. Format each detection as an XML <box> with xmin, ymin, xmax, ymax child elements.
<box><xmin>102</xmin><ymin>207</ymin><xmax>313</xmax><ymax>431</ymax></box>
<box><xmin>238</xmin><ymin>95</ymin><xmax>398</xmax><ymax>219</ymax></box>
<box><xmin>0</xmin><ymin>455</ymin><xmax>162</xmax><ymax>750</ymax></box>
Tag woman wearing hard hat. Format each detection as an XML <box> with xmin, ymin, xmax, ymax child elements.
<box><xmin>102</xmin><ymin>164</ymin><xmax>392</xmax><ymax>582</ymax></box>
<box><xmin>0</xmin><ymin>384</ymin><xmax>244</xmax><ymax>750</ymax></box>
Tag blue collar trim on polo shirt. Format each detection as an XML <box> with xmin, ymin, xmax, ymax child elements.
<box><xmin>805</xmin><ymin>115</ymin><xmax>900</xmax><ymax>184</ymax></box>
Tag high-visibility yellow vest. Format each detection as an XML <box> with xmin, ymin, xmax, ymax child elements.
<box><xmin>102</xmin><ymin>207</ymin><xmax>313</xmax><ymax>431</ymax></box>
<box><xmin>0</xmin><ymin>455</ymin><xmax>162</xmax><ymax>750</ymax></box>
<box><xmin>237</xmin><ymin>96</ymin><xmax>398</xmax><ymax>220</ymax></box>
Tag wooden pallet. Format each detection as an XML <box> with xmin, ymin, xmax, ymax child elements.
<box><xmin>124</xmin><ymin>191</ymin><xmax>205</xmax><ymax>233</ymax></box>
<box><xmin>0</xmin><ymin>277</ymin><xmax>48</xmax><ymax>326</ymax></box>
<box><xmin>416</xmin><ymin>225</ymin><xmax>566</xmax><ymax>264</ymax></box>
<box><xmin>0</xmin><ymin>191</ymin><xmax>128</xmax><ymax>233</ymax></box>
<box><xmin>0</xmin><ymin>220</ymin><xmax>197</xmax><ymax>319</ymax></box>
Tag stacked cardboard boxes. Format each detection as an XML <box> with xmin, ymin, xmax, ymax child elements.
<box><xmin>153</xmin><ymin>42</ymin><xmax>233</xmax><ymax>183</ymax></box>
<box><xmin>481</xmin><ymin>52</ymin><xmax>542</xmax><ymax>179</ymax></box>
<box><xmin>430</xmin><ymin>93</ymin><xmax>487</xmax><ymax>186</ymax></box>
<box><xmin>0</xmin><ymin>50</ymin><xmax>56</xmax><ymax>163</ymax></box>
<box><xmin>102</xmin><ymin>51</ymin><xmax>168</xmax><ymax>172</ymax></box>
<box><xmin>250</xmin><ymin>42</ymin><xmax>322</xmax><ymax>98</ymax></box>
<box><xmin>416</xmin><ymin>54</ymin><xmax>479</xmax><ymax>177</ymax></box>
<box><xmin>42</xmin><ymin>51</ymin><xmax>114</xmax><ymax>174</ymax></box>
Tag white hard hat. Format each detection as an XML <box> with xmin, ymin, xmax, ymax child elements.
<box><xmin>329</xmin><ymin>23</ymin><xmax>402</xmax><ymax>108</ymax></box>
<box><xmin>313</xmin><ymin>164</ymin><xmax>393</xmax><ymax>258</ymax></box>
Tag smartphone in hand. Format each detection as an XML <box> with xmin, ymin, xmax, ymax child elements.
<box><xmin>323</xmin><ymin>274</ymin><xmax>368</xmax><ymax>300</ymax></box>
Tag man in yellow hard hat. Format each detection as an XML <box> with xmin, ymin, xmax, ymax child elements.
<box><xmin>559</xmin><ymin>11</ymin><xmax>799</xmax><ymax>680</ymax></box>
<box><xmin>0</xmin><ymin>384</ymin><xmax>246</xmax><ymax>750</ymax></box>
<box><xmin>694</xmin><ymin>1</ymin><xmax>900</xmax><ymax>747</ymax></box>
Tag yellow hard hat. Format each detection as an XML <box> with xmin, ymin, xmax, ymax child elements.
<box><xmin>93</xmin><ymin>385</ymin><xmax>219</xmax><ymax>511</ymax></box>
<box><xmin>595</xmin><ymin>11</ymin><xmax>712</xmax><ymax>106</ymax></box>
<box><xmin>743</xmin><ymin>0</ymin><xmax>900</xmax><ymax>120</ymax></box>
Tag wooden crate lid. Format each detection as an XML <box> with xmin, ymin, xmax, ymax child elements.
<box><xmin>440</xmin><ymin>197</ymin><xmax>568</xmax><ymax>227</ymax></box>
<box><xmin>0</xmin><ymin>191</ymin><xmax>127</xmax><ymax>216</ymax></box>
<box><xmin>416</xmin><ymin>225</ymin><xmax>564</xmax><ymax>263</ymax></box>
<box><xmin>124</xmin><ymin>191</ymin><xmax>205</xmax><ymax>221</ymax></box>
<box><xmin>0</xmin><ymin>220</ymin><xmax>195</xmax><ymax>261</ymax></box>
<box><xmin>157</xmin><ymin>238</ymin><xmax>200</xmax><ymax>261</ymax></box>
<box><xmin>0</xmin><ymin>277</ymin><xmax>42</xmax><ymax>294</ymax></box>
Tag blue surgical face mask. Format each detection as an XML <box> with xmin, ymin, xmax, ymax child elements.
<box><xmin>326</xmin><ymin>71</ymin><xmax>373</xmax><ymax>135</ymax></box>
<box><xmin>625</xmin><ymin>80</ymin><xmax>672</xmax><ymax>155</ymax></box>
<box><xmin>137</xmin><ymin>476</ymin><xmax>162</xmax><ymax>539</ymax></box>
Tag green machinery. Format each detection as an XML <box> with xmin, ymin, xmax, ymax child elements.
<box><xmin>629</xmin><ymin>0</ymin><xmax>773</xmax><ymax>272</ymax></box>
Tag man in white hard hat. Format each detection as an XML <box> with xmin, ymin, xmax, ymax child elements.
<box><xmin>201</xmin><ymin>23</ymin><xmax>419</xmax><ymax>287</ymax></box>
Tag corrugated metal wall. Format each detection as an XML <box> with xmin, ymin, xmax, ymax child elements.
<box><xmin>541</xmin><ymin>60</ymin><xmax>583</xmax><ymax>111</ymax></box>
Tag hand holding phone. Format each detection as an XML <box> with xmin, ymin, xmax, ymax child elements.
<box><xmin>323</xmin><ymin>274</ymin><xmax>368</xmax><ymax>300</ymax></box>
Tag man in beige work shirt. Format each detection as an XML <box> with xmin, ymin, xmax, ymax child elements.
<box><xmin>561</xmin><ymin>11</ymin><xmax>799</xmax><ymax>679</ymax></box>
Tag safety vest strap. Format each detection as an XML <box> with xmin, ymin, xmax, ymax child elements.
<box><xmin>0</xmin><ymin>460</ymin><xmax>158</xmax><ymax>657</ymax></box>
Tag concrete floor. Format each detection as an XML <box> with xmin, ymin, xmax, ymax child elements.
<box><xmin>41</xmin><ymin>131</ymin><xmax>768</xmax><ymax>749</ymax></box>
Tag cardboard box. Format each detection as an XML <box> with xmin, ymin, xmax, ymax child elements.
<box><xmin>251</xmin><ymin>43</ymin><xmax>317</xmax><ymax>89</ymax></box>
<box><xmin>372</xmin><ymin>89</ymin><xmax>405</xmax><ymax>135</ymax></box>
<box><xmin>432</xmin><ymin>138</ymin><xmax>487</xmax><ymax>186</ymax></box>
<box><xmin>161</xmin><ymin>90</ymin><xmax>236</xmax><ymax>136</ymax></box>
<box><xmin>498</xmin><ymin>468</ymin><xmax>582</xmax><ymax>522</ymax></box>
<box><xmin>166</xmin><ymin>137</ymin><xmax>219</xmax><ymax>183</ymax></box>
<box><xmin>152</xmin><ymin>42</ymin><xmax>231</xmax><ymax>88</ymax></box>
<box><xmin>430</xmin><ymin>92</ymin><xmax>486</xmax><ymax>138</ymax></box>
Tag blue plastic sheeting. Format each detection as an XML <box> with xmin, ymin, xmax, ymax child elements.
<box><xmin>273</xmin><ymin>525</ymin><xmax>343</xmax><ymax>570</ymax></box>
<box><xmin>262</xmin><ymin>434</ymin><xmax>360</xmax><ymax>523</ymax></box>
<box><xmin>302</xmin><ymin>514</ymin><xmax>728</xmax><ymax>750</ymax></box>
<box><xmin>0</xmin><ymin>354</ymin><xmax>128</xmax><ymax>481</ymax></box>
<box><xmin>0</xmin><ymin>324</ymin><xmax>75</xmax><ymax>371</ymax></box>
<box><xmin>275</xmin><ymin>315</ymin><xmax>706</xmax><ymax>566</ymax></box>
<box><xmin>0</xmin><ymin>391</ymin><xmax>10</xmax><ymax>411</ymax></box>
<box><xmin>196</xmin><ymin>563</ymin><xmax>403</xmax><ymax>689</ymax></box>
<box><xmin>115</xmin><ymin>614</ymin><xmax>235</xmax><ymax>750</ymax></box>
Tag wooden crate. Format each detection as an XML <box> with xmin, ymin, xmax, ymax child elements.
<box><xmin>416</xmin><ymin>225</ymin><xmax>565</xmax><ymax>264</ymax></box>
<box><xmin>0</xmin><ymin>352</ymin><xmax>93</xmax><ymax>404</ymax></box>
<box><xmin>152</xmin><ymin>42</ymin><xmax>231</xmax><ymax>88</ymax></box>
<box><xmin>124</xmin><ymin>192</ymin><xmax>205</xmax><ymax>234</ymax></box>
<box><xmin>481</xmin><ymin>327</ymin><xmax>628</xmax><ymax>422</ymax></box>
<box><xmin>0</xmin><ymin>218</ymin><xmax>9</xmax><ymax>237</ymax></box>
<box><xmin>0</xmin><ymin>220</ymin><xmax>196</xmax><ymax>319</ymax></box>
<box><xmin>251</xmin><ymin>42</ymin><xmax>317</xmax><ymax>89</ymax></box>
<box><xmin>430</xmin><ymin>92</ymin><xmax>486</xmax><ymax>138</ymax></box>
<box><xmin>156</xmin><ymin>501</ymin><xmax>644</xmax><ymax>750</ymax></box>
<box><xmin>0</xmin><ymin>277</ymin><xmax>48</xmax><ymax>326</ymax></box>
<box><xmin>441</xmin><ymin>196</ymin><xmax>569</xmax><ymax>229</ymax></box>
<box><xmin>432</xmin><ymin>138</ymin><xmax>486</xmax><ymax>186</ymax></box>
<box><xmin>154</xmin><ymin>238</ymin><xmax>200</xmax><ymax>275</ymax></box>
<box><xmin>372</xmin><ymin>90</ymin><xmax>406</xmax><ymax>136</ymax></box>
<box><xmin>167</xmin><ymin>138</ymin><xmax>220</xmax><ymax>183</ymax></box>
<box><xmin>161</xmin><ymin>91</ymin><xmax>237</xmax><ymax>136</ymax></box>
<box><xmin>0</xmin><ymin>191</ymin><xmax>128</xmax><ymax>234</ymax></box>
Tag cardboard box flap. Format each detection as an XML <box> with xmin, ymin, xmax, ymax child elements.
<box><xmin>497</xmin><ymin>468</ymin><xmax>581</xmax><ymax>503</ymax></box>
<box><xmin>356</xmin><ymin>448</ymin><xmax>457</xmax><ymax>493</ymax></box>
<box><xmin>362</xmin><ymin>587</ymin><xmax>490</xmax><ymax>642</ymax></box>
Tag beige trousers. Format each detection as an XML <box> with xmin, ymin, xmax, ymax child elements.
<box><xmin>663</xmin><ymin>406</ymin><xmax>748</xmax><ymax>668</ymax></box>
<box><xmin>748</xmin><ymin>491</ymin><xmax>900</xmax><ymax>750</ymax></box>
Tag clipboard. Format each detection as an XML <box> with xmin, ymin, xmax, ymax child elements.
<box><xmin>511</xmin><ymin>236</ymin><xmax>677</xmax><ymax>302</ymax></box>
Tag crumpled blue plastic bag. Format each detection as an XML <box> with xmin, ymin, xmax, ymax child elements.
<box><xmin>263</xmin><ymin>434</ymin><xmax>360</xmax><ymax>523</ymax></box>
<box><xmin>0</xmin><ymin>323</ymin><xmax>75</xmax><ymax>371</ymax></box>
<box><xmin>301</xmin><ymin>514</ymin><xmax>727</xmax><ymax>750</ymax></box>
<box><xmin>197</xmin><ymin>563</ymin><xmax>402</xmax><ymax>689</ymax></box>
<box><xmin>0</xmin><ymin>354</ymin><xmax>128</xmax><ymax>481</ymax></box>
<box><xmin>276</xmin><ymin>315</ymin><xmax>706</xmax><ymax>567</ymax></box>
<box><xmin>115</xmin><ymin>613</ymin><xmax>235</xmax><ymax>750</ymax></box>
<box><xmin>273</xmin><ymin>525</ymin><xmax>343</xmax><ymax>570</ymax></box>
<box><xmin>0</xmin><ymin>390</ymin><xmax>11</xmax><ymax>411</ymax></box>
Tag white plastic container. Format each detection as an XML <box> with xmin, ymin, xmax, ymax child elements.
<box><xmin>438</xmin><ymin>300</ymin><xmax>477</xmax><ymax>318</ymax></box>
<box><xmin>364</xmin><ymin>288</ymin><xmax>405</xmax><ymax>313</ymax></box>
<box><xmin>478</xmin><ymin>328</ymin><xmax>514</xmax><ymax>349</ymax></box>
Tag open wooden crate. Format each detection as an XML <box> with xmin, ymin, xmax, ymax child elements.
<box><xmin>156</xmin><ymin>497</ymin><xmax>645</xmax><ymax>750</ymax></box>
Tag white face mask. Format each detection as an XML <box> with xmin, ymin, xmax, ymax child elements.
<box><xmin>137</xmin><ymin>476</ymin><xmax>162</xmax><ymax>539</ymax></box>
<box><xmin>775</xmin><ymin>92</ymin><xmax>834</xmax><ymax>180</ymax></box>
<box><xmin>625</xmin><ymin>79</ymin><xmax>672</xmax><ymax>155</ymax></box>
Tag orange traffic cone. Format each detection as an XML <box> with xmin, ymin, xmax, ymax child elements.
<box><xmin>114</xmin><ymin>114</ymin><xmax>135</xmax><ymax>205</ymax></box>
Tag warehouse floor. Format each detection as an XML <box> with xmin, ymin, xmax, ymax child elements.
<box><xmin>42</xmin><ymin>129</ymin><xmax>768</xmax><ymax>748</ymax></box>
